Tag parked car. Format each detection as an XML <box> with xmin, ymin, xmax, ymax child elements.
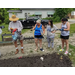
<box><xmin>20</xmin><ymin>17</ymin><xmax>48</xmax><ymax>29</ymax></box>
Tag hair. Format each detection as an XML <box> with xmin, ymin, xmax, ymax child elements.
<box><xmin>48</xmin><ymin>20</ymin><xmax>53</xmax><ymax>28</ymax></box>
<box><xmin>61</xmin><ymin>18</ymin><xmax>68</xmax><ymax>21</ymax></box>
<box><xmin>36</xmin><ymin>19</ymin><xmax>41</xmax><ymax>23</ymax></box>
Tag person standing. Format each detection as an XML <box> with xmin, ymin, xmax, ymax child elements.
<box><xmin>46</xmin><ymin>20</ymin><xmax>58</xmax><ymax>49</ymax></box>
<box><xmin>32</xmin><ymin>19</ymin><xmax>45</xmax><ymax>51</ymax></box>
<box><xmin>59</xmin><ymin>18</ymin><xmax>70</xmax><ymax>54</ymax></box>
<box><xmin>8</xmin><ymin>15</ymin><xmax>24</xmax><ymax>54</ymax></box>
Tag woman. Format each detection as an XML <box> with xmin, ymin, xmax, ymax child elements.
<box><xmin>47</xmin><ymin>20</ymin><xmax>58</xmax><ymax>49</ymax></box>
<box><xmin>9</xmin><ymin>15</ymin><xmax>24</xmax><ymax>54</ymax></box>
<box><xmin>59</xmin><ymin>18</ymin><xmax>70</xmax><ymax>54</ymax></box>
<box><xmin>32</xmin><ymin>19</ymin><xmax>45</xmax><ymax>51</ymax></box>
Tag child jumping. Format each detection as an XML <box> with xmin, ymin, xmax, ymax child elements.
<box><xmin>47</xmin><ymin>20</ymin><xmax>58</xmax><ymax>49</ymax></box>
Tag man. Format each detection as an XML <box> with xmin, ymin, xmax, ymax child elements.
<box><xmin>8</xmin><ymin>15</ymin><xmax>24</xmax><ymax>54</ymax></box>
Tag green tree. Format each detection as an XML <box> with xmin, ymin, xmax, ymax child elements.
<box><xmin>72</xmin><ymin>8</ymin><xmax>75</xmax><ymax>10</ymax></box>
<box><xmin>53</xmin><ymin>8</ymin><xmax>73</xmax><ymax>20</ymax></box>
<box><xmin>0</xmin><ymin>8</ymin><xmax>9</xmax><ymax>23</ymax></box>
<box><xmin>0</xmin><ymin>8</ymin><xmax>20</xmax><ymax>24</ymax></box>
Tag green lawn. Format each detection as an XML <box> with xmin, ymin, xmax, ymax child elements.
<box><xmin>69</xmin><ymin>24</ymin><xmax>75</xmax><ymax>66</ymax></box>
<box><xmin>70</xmin><ymin>23</ymin><xmax>75</xmax><ymax>34</ymax></box>
<box><xmin>0</xmin><ymin>23</ymin><xmax>29</xmax><ymax>41</ymax></box>
<box><xmin>69</xmin><ymin>23</ymin><xmax>75</xmax><ymax>37</ymax></box>
<box><xmin>69</xmin><ymin>44</ymin><xmax>75</xmax><ymax>66</ymax></box>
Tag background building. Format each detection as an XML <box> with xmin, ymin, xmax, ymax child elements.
<box><xmin>8</xmin><ymin>8</ymin><xmax>55</xmax><ymax>19</ymax></box>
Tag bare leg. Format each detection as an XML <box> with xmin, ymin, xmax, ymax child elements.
<box><xmin>20</xmin><ymin>40</ymin><xmax>23</xmax><ymax>47</ymax></box>
<box><xmin>14</xmin><ymin>41</ymin><xmax>19</xmax><ymax>54</ymax></box>
<box><xmin>39</xmin><ymin>39</ymin><xmax>42</xmax><ymax>49</ymax></box>
<box><xmin>61</xmin><ymin>39</ymin><xmax>65</xmax><ymax>49</ymax></box>
<box><xmin>65</xmin><ymin>39</ymin><xmax>69</xmax><ymax>51</ymax></box>
<box><xmin>14</xmin><ymin>41</ymin><xmax>18</xmax><ymax>47</ymax></box>
<box><xmin>20</xmin><ymin>40</ymin><xmax>24</xmax><ymax>53</ymax></box>
<box><xmin>35</xmin><ymin>38</ymin><xmax>38</xmax><ymax>50</ymax></box>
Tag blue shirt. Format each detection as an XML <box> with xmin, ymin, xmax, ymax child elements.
<box><xmin>34</xmin><ymin>24</ymin><xmax>42</xmax><ymax>35</ymax></box>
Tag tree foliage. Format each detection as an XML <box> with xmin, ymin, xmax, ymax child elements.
<box><xmin>53</xmin><ymin>8</ymin><xmax>73</xmax><ymax>20</ymax></box>
<box><xmin>0</xmin><ymin>8</ymin><xmax>20</xmax><ymax>24</ymax></box>
<box><xmin>0</xmin><ymin>8</ymin><xmax>8</xmax><ymax>22</ymax></box>
<box><xmin>42</xmin><ymin>8</ymin><xmax>73</xmax><ymax>22</ymax></box>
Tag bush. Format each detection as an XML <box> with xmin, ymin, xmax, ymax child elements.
<box><xmin>4</xmin><ymin>17</ymin><xmax>10</xmax><ymax>24</ymax></box>
<box><xmin>29</xmin><ymin>14</ymin><xmax>36</xmax><ymax>17</ymax></box>
<box><xmin>0</xmin><ymin>20</ymin><xmax>2</xmax><ymax>24</ymax></box>
<box><xmin>42</xmin><ymin>16</ymin><xmax>61</xmax><ymax>22</ymax></box>
<box><xmin>2</xmin><ymin>23</ymin><xmax>6</xmax><ymax>25</ymax></box>
<box><xmin>53</xmin><ymin>16</ymin><xmax>60</xmax><ymax>22</ymax></box>
<box><xmin>19</xmin><ymin>18</ymin><xmax>24</xmax><ymax>20</ymax></box>
<box><xmin>42</xmin><ymin>17</ymin><xmax>53</xmax><ymax>20</ymax></box>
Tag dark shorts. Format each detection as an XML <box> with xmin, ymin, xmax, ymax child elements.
<box><xmin>60</xmin><ymin>35</ymin><xmax>69</xmax><ymax>39</ymax></box>
<box><xmin>34</xmin><ymin>35</ymin><xmax>44</xmax><ymax>39</ymax></box>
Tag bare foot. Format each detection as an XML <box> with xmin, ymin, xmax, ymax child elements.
<box><xmin>21</xmin><ymin>49</ymin><xmax>24</xmax><ymax>54</ymax></box>
<box><xmin>15</xmin><ymin>49</ymin><xmax>19</xmax><ymax>54</ymax></box>
<box><xmin>35</xmin><ymin>48</ymin><xmax>38</xmax><ymax>51</ymax></box>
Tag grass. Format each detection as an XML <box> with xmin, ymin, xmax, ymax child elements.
<box><xmin>30</xmin><ymin>50</ymin><xmax>33</xmax><ymax>53</ymax></box>
<box><xmin>68</xmin><ymin>44</ymin><xmax>75</xmax><ymax>66</ymax></box>
<box><xmin>0</xmin><ymin>23</ymin><xmax>29</xmax><ymax>41</ymax></box>
<box><xmin>70</xmin><ymin>23</ymin><xmax>75</xmax><ymax>36</ymax></box>
<box><xmin>57</xmin><ymin>44</ymin><xmax>75</xmax><ymax>66</ymax></box>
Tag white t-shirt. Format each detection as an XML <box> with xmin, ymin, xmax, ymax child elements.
<box><xmin>8</xmin><ymin>21</ymin><xmax>23</xmax><ymax>32</ymax></box>
<box><xmin>0</xmin><ymin>28</ymin><xmax>2</xmax><ymax>34</ymax></box>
